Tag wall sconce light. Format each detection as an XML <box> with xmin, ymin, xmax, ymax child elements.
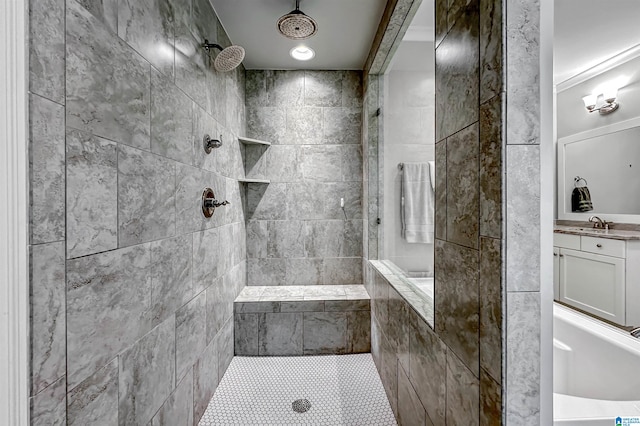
<box><xmin>582</xmin><ymin>87</ymin><xmax>619</xmax><ymax>115</ymax></box>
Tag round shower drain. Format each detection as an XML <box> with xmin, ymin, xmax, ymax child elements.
<box><xmin>292</xmin><ymin>399</ymin><xmax>311</xmax><ymax>413</ymax></box>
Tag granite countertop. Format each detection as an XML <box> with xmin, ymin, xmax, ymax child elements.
<box><xmin>554</xmin><ymin>225</ymin><xmax>640</xmax><ymax>241</ymax></box>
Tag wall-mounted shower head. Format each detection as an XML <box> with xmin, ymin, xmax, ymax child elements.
<box><xmin>277</xmin><ymin>0</ymin><xmax>318</xmax><ymax>40</ymax></box>
<box><xmin>202</xmin><ymin>39</ymin><xmax>245</xmax><ymax>72</ymax></box>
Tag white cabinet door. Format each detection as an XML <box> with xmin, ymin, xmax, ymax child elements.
<box><xmin>553</xmin><ymin>247</ymin><xmax>560</xmax><ymax>300</ymax></box>
<box><xmin>559</xmin><ymin>248</ymin><xmax>626</xmax><ymax>325</ymax></box>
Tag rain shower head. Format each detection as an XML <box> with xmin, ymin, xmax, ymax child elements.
<box><xmin>277</xmin><ymin>0</ymin><xmax>318</xmax><ymax>40</ymax></box>
<box><xmin>202</xmin><ymin>40</ymin><xmax>245</xmax><ymax>72</ymax></box>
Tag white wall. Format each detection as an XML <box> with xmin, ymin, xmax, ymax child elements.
<box><xmin>382</xmin><ymin>41</ymin><xmax>435</xmax><ymax>274</ymax></box>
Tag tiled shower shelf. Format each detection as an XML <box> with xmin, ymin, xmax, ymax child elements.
<box><xmin>238</xmin><ymin>178</ymin><xmax>270</xmax><ymax>184</ymax></box>
<box><xmin>238</xmin><ymin>136</ymin><xmax>271</xmax><ymax>146</ymax></box>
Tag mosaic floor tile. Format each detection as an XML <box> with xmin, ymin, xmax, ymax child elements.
<box><xmin>199</xmin><ymin>354</ymin><xmax>396</xmax><ymax>425</ymax></box>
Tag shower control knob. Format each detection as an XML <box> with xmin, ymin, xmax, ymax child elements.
<box><xmin>202</xmin><ymin>188</ymin><xmax>230</xmax><ymax>218</ymax></box>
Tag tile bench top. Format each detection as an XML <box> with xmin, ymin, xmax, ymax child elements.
<box><xmin>235</xmin><ymin>285</ymin><xmax>370</xmax><ymax>302</ymax></box>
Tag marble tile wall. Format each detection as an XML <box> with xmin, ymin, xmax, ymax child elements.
<box><xmin>245</xmin><ymin>70</ymin><xmax>364</xmax><ymax>286</ymax></box>
<box><xmin>28</xmin><ymin>0</ymin><xmax>246</xmax><ymax>424</ymax></box>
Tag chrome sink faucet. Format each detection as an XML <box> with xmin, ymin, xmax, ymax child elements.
<box><xmin>588</xmin><ymin>216</ymin><xmax>609</xmax><ymax>230</ymax></box>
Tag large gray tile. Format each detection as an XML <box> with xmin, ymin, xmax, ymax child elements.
<box><xmin>342</xmin><ymin>220</ymin><xmax>363</xmax><ymax>257</ymax></box>
<box><xmin>217</xmin><ymin>317</ymin><xmax>235</xmax><ymax>379</ymax></box>
<box><xmin>29</xmin><ymin>0</ymin><xmax>65</xmax><ymax>103</ymax></box>
<box><xmin>193</xmin><ymin>228</ymin><xmax>221</xmax><ymax>295</ymax></box>
<box><xmin>234</xmin><ymin>314</ymin><xmax>259</xmax><ymax>356</ymax></box>
<box><xmin>191</xmin><ymin>105</ymin><xmax>217</xmax><ymax>171</ymax></box>
<box><xmin>398</xmin><ymin>364</ymin><xmax>427</xmax><ymax>426</ymax></box>
<box><xmin>446</xmin><ymin>351</ymin><xmax>480</xmax><ymax>426</ymax></box>
<box><xmin>435</xmin><ymin>1</ymin><xmax>479</xmax><ymax>141</ymax></box>
<box><xmin>175</xmin><ymin>29</ymin><xmax>208</xmax><ymax>113</ymax></box>
<box><xmin>506</xmin><ymin>292</ymin><xmax>540</xmax><ymax>425</ymax></box>
<box><xmin>326</xmin><ymin>182</ymin><xmax>363</xmax><ymax>220</ymax></box>
<box><xmin>304</xmin><ymin>221</ymin><xmax>344</xmax><ymax>258</ymax></box>
<box><xmin>435</xmin><ymin>140</ymin><xmax>447</xmax><ymax>240</ymax></box>
<box><xmin>506</xmin><ymin>0</ymin><xmax>540</xmax><ymax>145</ymax></box>
<box><xmin>380</xmin><ymin>332</ymin><xmax>397</xmax><ymax>416</ymax></box>
<box><xmin>66</xmin><ymin>244</ymin><xmax>153</xmax><ymax>388</ymax></box>
<box><xmin>342</xmin><ymin>145</ymin><xmax>363</xmax><ymax>182</ymax></box>
<box><xmin>246</xmin><ymin>221</ymin><xmax>268</xmax><ymax>258</ymax></box>
<box><xmin>30</xmin><ymin>94</ymin><xmax>65</xmax><ymax>244</ymax></box>
<box><xmin>323</xmin><ymin>108</ymin><xmax>362</xmax><ymax>144</ymax></box>
<box><xmin>119</xmin><ymin>317</ymin><xmax>176</xmax><ymax>426</ymax></box>
<box><xmin>303</xmin><ymin>312</ymin><xmax>348</xmax><ymax>355</ymax></box>
<box><xmin>246</xmin><ymin>70</ymin><xmax>305</xmax><ymax>108</ymax></box>
<box><xmin>118</xmin><ymin>0</ymin><xmax>175</xmax><ymax>79</ymax></box>
<box><xmin>280</xmin><ymin>300</ymin><xmax>325</xmax><ymax>313</ymax></box>
<box><xmin>30</xmin><ymin>375</ymin><xmax>66</xmax><ymax>426</ymax></box>
<box><xmin>301</xmin><ymin>145</ymin><xmax>342</xmax><ymax>181</ymax></box>
<box><xmin>193</xmin><ymin>338</ymin><xmax>219</xmax><ymax>424</ymax></box>
<box><xmin>285</xmin><ymin>258</ymin><xmax>324</xmax><ymax>286</ymax></box>
<box><xmin>150</xmin><ymin>69</ymin><xmax>193</xmax><ymax>164</ymax></box>
<box><xmin>480</xmin><ymin>368</ymin><xmax>502</xmax><ymax>426</ymax></box>
<box><xmin>342</xmin><ymin>71</ymin><xmax>363</xmax><ymax>107</ymax></box>
<box><xmin>479</xmin><ymin>237</ymin><xmax>501</xmax><ymax>384</ymax></box>
<box><xmin>480</xmin><ymin>0</ymin><xmax>502</xmax><ymax>103</ymax></box>
<box><xmin>175</xmin><ymin>163</ymin><xmax>224</xmax><ymax>234</ymax></box>
<box><xmin>151</xmin><ymin>369</ymin><xmax>193</xmax><ymax>426</ymax></box>
<box><xmin>175</xmin><ymin>293</ymin><xmax>206</xmax><ymax>383</ymax></box>
<box><xmin>347</xmin><ymin>310</ymin><xmax>371</xmax><ymax>353</ymax></box>
<box><xmin>30</xmin><ymin>242</ymin><xmax>66</xmax><ymax>396</ymax></box>
<box><xmin>191</xmin><ymin>0</ymin><xmax>217</xmax><ymax>51</ymax></box>
<box><xmin>67</xmin><ymin>358</ymin><xmax>118</xmax><ymax>426</ymax></box>
<box><xmin>66</xmin><ymin>129</ymin><xmax>118</xmax><ymax>258</ymax></box>
<box><xmin>247</xmin><ymin>258</ymin><xmax>286</xmax><ymax>286</ymax></box>
<box><xmin>246</xmin><ymin>107</ymin><xmax>286</xmax><ymax>144</ymax></box>
<box><xmin>267</xmin><ymin>220</ymin><xmax>305</xmax><ymax>258</ymax></box>
<box><xmin>409</xmin><ymin>318</ymin><xmax>447</xmax><ymax>426</ymax></box>
<box><xmin>66</xmin><ymin>0</ymin><xmax>150</xmax><ymax>149</ymax></box>
<box><xmin>247</xmin><ymin>182</ymin><xmax>288</xmax><ymax>220</ymax></box>
<box><xmin>150</xmin><ymin>235</ymin><xmax>193</xmax><ymax>324</ymax></box>
<box><xmin>323</xmin><ymin>258</ymin><xmax>363</xmax><ymax>285</ymax></box>
<box><xmin>506</xmin><ymin>145</ymin><xmax>540</xmax><ymax>292</ymax></box>
<box><xmin>304</xmin><ymin>71</ymin><xmax>342</xmax><ymax>107</ymax></box>
<box><xmin>205</xmin><ymin>277</ymin><xmax>225</xmax><ymax>344</ymax></box>
<box><xmin>446</xmin><ymin>123</ymin><xmax>479</xmax><ymax>249</ymax></box>
<box><xmin>435</xmin><ymin>0</ymin><xmax>447</xmax><ymax>47</ymax></box>
<box><xmin>435</xmin><ymin>240</ymin><xmax>479</xmax><ymax>376</ymax></box>
<box><xmin>285</xmin><ymin>182</ymin><xmax>326</xmax><ymax>220</ymax></box>
<box><xmin>479</xmin><ymin>96</ymin><xmax>502</xmax><ymax>239</ymax></box>
<box><xmin>258</xmin><ymin>313</ymin><xmax>303</xmax><ymax>355</ymax></box>
<box><xmin>285</xmin><ymin>107</ymin><xmax>323</xmax><ymax>145</ymax></box>
<box><xmin>118</xmin><ymin>145</ymin><xmax>176</xmax><ymax>246</ymax></box>
<box><xmin>73</xmin><ymin>0</ymin><xmax>118</xmax><ymax>32</ymax></box>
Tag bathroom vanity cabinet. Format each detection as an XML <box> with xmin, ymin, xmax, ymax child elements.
<box><xmin>553</xmin><ymin>231</ymin><xmax>640</xmax><ymax>327</ymax></box>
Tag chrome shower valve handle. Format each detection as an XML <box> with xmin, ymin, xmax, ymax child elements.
<box><xmin>202</xmin><ymin>188</ymin><xmax>230</xmax><ymax>218</ymax></box>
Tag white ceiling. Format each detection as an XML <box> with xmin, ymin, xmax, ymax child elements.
<box><xmin>210</xmin><ymin>0</ymin><xmax>388</xmax><ymax>70</ymax></box>
<box><xmin>554</xmin><ymin>0</ymin><xmax>640</xmax><ymax>84</ymax></box>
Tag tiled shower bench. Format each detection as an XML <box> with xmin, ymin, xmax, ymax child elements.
<box><xmin>234</xmin><ymin>285</ymin><xmax>371</xmax><ymax>356</ymax></box>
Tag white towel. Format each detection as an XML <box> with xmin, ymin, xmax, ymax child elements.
<box><xmin>428</xmin><ymin>161</ymin><xmax>435</xmax><ymax>190</ymax></box>
<box><xmin>401</xmin><ymin>162</ymin><xmax>435</xmax><ymax>244</ymax></box>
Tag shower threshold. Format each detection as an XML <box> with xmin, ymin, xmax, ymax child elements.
<box><xmin>198</xmin><ymin>354</ymin><xmax>396</xmax><ymax>425</ymax></box>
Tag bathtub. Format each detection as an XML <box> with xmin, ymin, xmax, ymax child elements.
<box><xmin>554</xmin><ymin>303</ymin><xmax>640</xmax><ymax>425</ymax></box>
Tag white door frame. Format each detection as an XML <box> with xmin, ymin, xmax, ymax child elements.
<box><xmin>0</xmin><ymin>0</ymin><xmax>30</xmax><ymax>425</ymax></box>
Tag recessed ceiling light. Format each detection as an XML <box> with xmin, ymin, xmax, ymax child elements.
<box><xmin>290</xmin><ymin>46</ymin><xmax>315</xmax><ymax>61</ymax></box>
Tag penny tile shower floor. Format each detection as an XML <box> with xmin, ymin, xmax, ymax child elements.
<box><xmin>199</xmin><ymin>354</ymin><xmax>397</xmax><ymax>426</ymax></box>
